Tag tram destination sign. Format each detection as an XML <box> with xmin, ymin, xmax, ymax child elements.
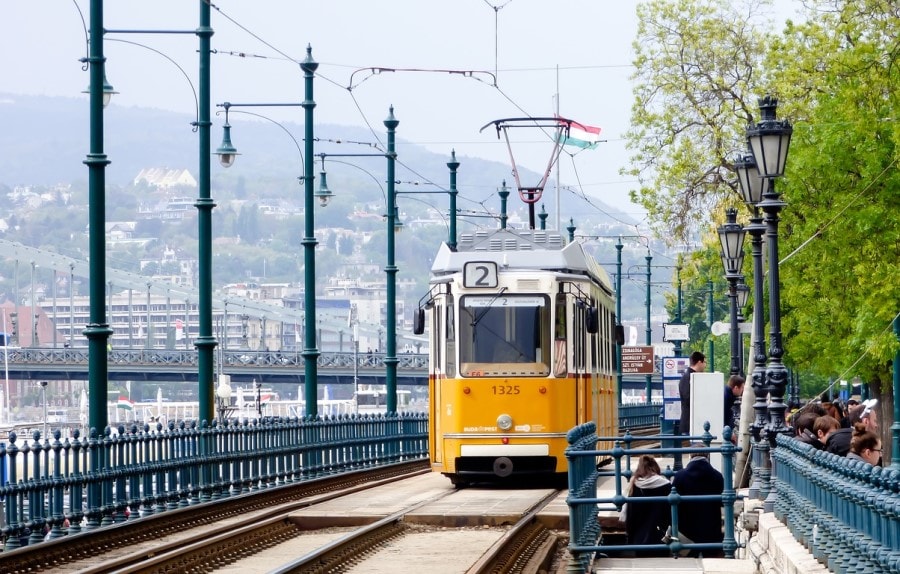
<box><xmin>621</xmin><ymin>345</ymin><xmax>655</xmax><ymax>374</ymax></box>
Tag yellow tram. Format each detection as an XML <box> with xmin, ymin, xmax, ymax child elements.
<box><xmin>414</xmin><ymin>227</ymin><xmax>620</xmax><ymax>487</ymax></box>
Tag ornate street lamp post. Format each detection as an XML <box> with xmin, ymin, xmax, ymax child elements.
<box><xmin>195</xmin><ymin>1</ymin><xmax>217</xmax><ymax>424</ymax></box>
<box><xmin>645</xmin><ymin>250</ymin><xmax>652</xmax><ymax>404</ymax></box>
<box><xmin>734</xmin><ymin>95</ymin><xmax>793</xmax><ymax>507</ymax></box>
<box><xmin>747</xmin><ymin>97</ymin><xmax>793</xmax><ymax>452</ymax></box>
<box><xmin>85</xmin><ymin>0</ymin><xmax>113</xmax><ymax>433</ymax></box>
<box><xmin>615</xmin><ymin>238</ymin><xmax>624</xmax><ymax>402</ymax></box>
<box><xmin>214</xmin><ymin>46</ymin><xmax>320</xmax><ymax>417</ymax></box>
<box><xmin>717</xmin><ymin>208</ymin><xmax>746</xmax><ymax>377</ymax></box>
<box><xmin>734</xmin><ymin>147</ymin><xmax>769</xmax><ymax>500</ymax></box>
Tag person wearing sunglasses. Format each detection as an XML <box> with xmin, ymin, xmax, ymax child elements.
<box><xmin>846</xmin><ymin>423</ymin><xmax>882</xmax><ymax>466</ymax></box>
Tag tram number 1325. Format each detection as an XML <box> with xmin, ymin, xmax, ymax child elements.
<box><xmin>491</xmin><ymin>385</ymin><xmax>520</xmax><ymax>395</ymax></box>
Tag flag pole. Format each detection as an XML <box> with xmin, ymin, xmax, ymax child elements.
<box><xmin>555</xmin><ymin>65</ymin><xmax>561</xmax><ymax>231</ymax></box>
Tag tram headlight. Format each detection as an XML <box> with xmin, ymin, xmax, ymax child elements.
<box><xmin>497</xmin><ymin>414</ymin><xmax>513</xmax><ymax>431</ymax></box>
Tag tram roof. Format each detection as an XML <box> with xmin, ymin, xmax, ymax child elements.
<box><xmin>431</xmin><ymin>228</ymin><xmax>612</xmax><ymax>288</ymax></box>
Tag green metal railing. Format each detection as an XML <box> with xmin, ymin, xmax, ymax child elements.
<box><xmin>773</xmin><ymin>434</ymin><xmax>900</xmax><ymax>574</ymax></box>
<box><xmin>0</xmin><ymin>413</ymin><xmax>428</xmax><ymax>550</ymax></box>
<box><xmin>565</xmin><ymin>422</ymin><xmax>739</xmax><ymax>573</ymax></box>
<box><xmin>617</xmin><ymin>403</ymin><xmax>663</xmax><ymax>430</ymax></box>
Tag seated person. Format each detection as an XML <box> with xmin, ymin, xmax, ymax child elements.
<box><xmin>672</xmin><ymin>444</ymin><xmax>724</xmax><ymax>557</ymax></box>
<box><xmin>621</xmin><ymin>455</ymin><xmax>671</xmax><ymax>554</ymax></box>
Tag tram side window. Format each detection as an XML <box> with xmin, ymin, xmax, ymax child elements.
<box><xmin>574</xmin><ymin>303</ymin><xmax>584</xmax><ymax>370</ymax></box>
<box><xmin>445</xmin><ymin>295</ymin><xmax>456</xmax><ymax>378</ymax></box>
<box><xmin>554</xmin><ymin>293</ymin><xmax>567</xmax><ymax>376</ymax></box>
<box><xmin>432</xmin><ymin>304</ymin><xmax>442</xmax><ymax>371</ymax></box>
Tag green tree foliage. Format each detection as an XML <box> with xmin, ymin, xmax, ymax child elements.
<box><xmin>626</xmin><ymin>0</ymin><xmax>772</xmax><ymax>242</ymax></box>
<box><xmin>633</xmin><ymin>0</ymin><xmax>900</xmax><ymax>397</ymax></box>
<box><xmin>764</xmin><ymin>0</ymin><xmax>900</xmax><ymax>390</ymax></box>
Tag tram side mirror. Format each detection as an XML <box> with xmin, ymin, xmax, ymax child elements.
<box><xmin>586</xmin><ymin>306</ymin><xmax>599</xmax><ymax>334</ymax></box>
<box><xmin>413</xmin><ymin>308</ymin><xmax>425</xmax><ymax>335</ymax></box>
<box><xmin>615</xmin><ymin>324</ymin><xmax>625</xmax><ymax>345</ymax></box>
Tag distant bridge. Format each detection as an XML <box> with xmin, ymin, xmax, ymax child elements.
<box><xmin>1</xmin><ymin>348</ymin><xmax>428</xmax><ymax>386</ymax></box>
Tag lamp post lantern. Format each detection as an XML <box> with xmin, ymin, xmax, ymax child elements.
<box><xmin>215</xmin><ymin>376</ymin><xmax>232</xmax><ymax>422</ymax></box>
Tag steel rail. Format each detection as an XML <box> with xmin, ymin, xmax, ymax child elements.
<box><xmin>0</xmin><ymin>461</ymin><xmax>429</xmax><ymax>574</ymax></box>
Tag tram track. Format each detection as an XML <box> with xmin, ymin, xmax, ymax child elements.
<box><xmin>0</xmin><ymin>460</ymin><xmax>429</xmax><ymax>574</ymax></box>
<box><xmin>59</xmin><ymin>478</ymin><xmax>563</xmax><ymax>573</ymax></box>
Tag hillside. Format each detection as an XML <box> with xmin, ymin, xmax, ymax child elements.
<box><xmin>0</xmin><ymin>94</ymin><xmax>661</xmax><ymax>321</ymax></box>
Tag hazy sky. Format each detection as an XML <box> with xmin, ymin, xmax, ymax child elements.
<box><xmin>3</xmin><ymin>1</ymin><xmax>798</xmax><ymax>224</ymax></box>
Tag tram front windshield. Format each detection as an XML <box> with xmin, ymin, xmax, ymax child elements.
<box><xmin>459</xmin><ymin>294</ymin><xmax>549</xmax><ymax>366</ymax></box>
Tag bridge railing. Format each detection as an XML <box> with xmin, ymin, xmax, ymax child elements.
<box><xmin>617</xmin><ymin>403</ymin><xmax>662</xmax><ymax>431</ymax></box>
<box><xmin>2</xmin><ymin>347</ymin><xmax>428</xmax><ymax>370</ymax></box>
<box><xmin>0</xmin><ymin>413</ymin><xmax>429</xmax><ymax>550</ymax></box>
<box><xmin>773</xmin><ymin>433</ymin><xmax>900</xmax><ymax>574</ymax></box>
<box><xmin>565</xmin><ymin>422</ymin><xmax>739</xmax><ymax>573</ymax></box>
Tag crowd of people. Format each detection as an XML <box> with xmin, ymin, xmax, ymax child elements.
<box><xmin>792</xmin><ymin>396</ymin><xmax>882</xmax><ymax>466</ymax></box>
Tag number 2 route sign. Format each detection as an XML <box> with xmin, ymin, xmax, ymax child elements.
<box><xmin>621</xmin><ymin>345</ymin><xmax>655</xmax><ymax>374</ymax></box>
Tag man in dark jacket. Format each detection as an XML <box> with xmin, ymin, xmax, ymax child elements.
<box><xmin>672</xmin><ymin>445</ymin><xmax>724</xmax><ymax>556</ymax></box>
<box><xmin>826</xmin><ymin>399</ymin><xmax>879</xmax><ymax>456</ymax></box>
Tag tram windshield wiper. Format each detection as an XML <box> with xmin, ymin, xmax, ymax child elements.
<box><xmin>470</xmin><ymin>287</ymin><xmax>508</xmax><ymax>328</ymax></box>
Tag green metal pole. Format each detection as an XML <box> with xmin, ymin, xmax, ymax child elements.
<box><xmin>384</xmin><ymin>107</ymin><xmax>399</xmax><ymax>414</ymax></box>
<box><xmin>891</xmin><ymin>314</ymin><xmax>900</xmax><ymax>470</ymax></box>
<box><xmin>674</xmin><ymin>257</ymin><xmax>683</xmax><ymax>357</ymax></box>
<box><xmin>615</xmin><ymin>238</ymin><xmax>623</xmax><ymax>403</ymax></box>
<box><xmin>86</xmin><ymin>0</ymin><xmax>112</xmax><ymax>432</ymax></box>
<box><xmin>446</xmin><ymin>150</ymin><xmax>459</xmax><ymax>250</ymax></box>
<box><xmin>707</xmin><ymin>279</ymin><xmax>715</xmax><ymax>372</ymax></box>
<box><xmin>567</xmin><ymin>219</ymin><xmax>576</xmax><ymax>243</ymax></box>
<box><xmin>300</xmin><ymin>47</ymin><xmax>319</xmax><ymax>417</ymax></box>
<box><xmin>194</xmin><ymin>0</ymin><xmax>216</xmax><ymax>424</ymax></box>
<box><xmin>538</xmin><ymin>205</ymin><xmax>548</xmax><ymax>230</ymax></box>
<box><xmin>645</xmin><ymin>251</ymin><xmax>652</xmax><ymax>404</ymax></box>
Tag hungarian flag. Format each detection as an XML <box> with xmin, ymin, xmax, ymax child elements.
<box><xmin>117</xmin><ymin>396</ymin><xmax>134</xmax><ymax>411</ymax></box>
<box><xmin>557</xmin><ymin>117</ymin><xmax>601</xmax><ymax>150</ymax></box>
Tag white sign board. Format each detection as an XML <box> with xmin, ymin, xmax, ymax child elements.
<box><xmin>689</xmin><ymin>371</ymin><xmax>725</xmax><ymax>472</ymax></box>
<box><xmin>663</xmin><ymin>322</ymin><xmax>689</xmax><ymax>342</ymax></box>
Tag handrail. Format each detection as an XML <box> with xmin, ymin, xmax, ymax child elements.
<box><xmin>565</xmin><ymin>422</ymin><xmax>740</xmax><ymax>572</ymax></box>
<box><xmin>773</xmin><ymin>433</ymin><xmax>900</xmax><ymax>573</ymax></box>
<box><xmin>0</xmin><ymin>413</ymin><xmax>429</xmax><ymax>549</ymax></box>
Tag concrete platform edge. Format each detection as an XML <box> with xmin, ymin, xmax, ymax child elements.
<box><xmin>748</xmin><ymin>512</ymin><xmax>833</xmax><ymax>574</ymax></box>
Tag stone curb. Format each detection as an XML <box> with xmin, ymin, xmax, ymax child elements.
<box><xmin>751</xmin><ymin>512</ymin><xmax>832</xmax><ymax>574</ymax></box>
